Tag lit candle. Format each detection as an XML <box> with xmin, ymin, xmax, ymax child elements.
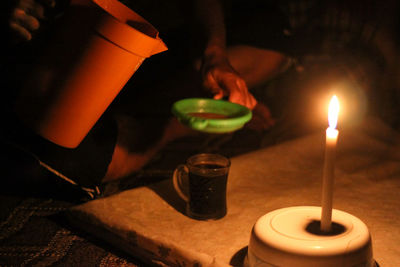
<box><xmin>321</xmin><ymin>95</ymin><xmax>340</xmax><ymax>232</ymax></box>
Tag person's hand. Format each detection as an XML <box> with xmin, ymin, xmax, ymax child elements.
<box><xmin>200</xmin><ymin>49</ymin><xmax>257</xmax><ymax>110</ymax></box>
<box><xmin>8</xmin><ymin>0</ymin><xmax>55</xmax><ymax>42</ymax></box>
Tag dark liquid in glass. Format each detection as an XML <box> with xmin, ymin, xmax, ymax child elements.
<box><xmin>188</xmin><ymin>163</ymin><xmax>228</xmax><ymax>220</ymax></box>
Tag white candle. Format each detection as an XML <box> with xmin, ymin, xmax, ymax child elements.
<box><xmin>321</xmin><ymin>95</ymin><xmax>340</xmax><ymax>232</ymax></box>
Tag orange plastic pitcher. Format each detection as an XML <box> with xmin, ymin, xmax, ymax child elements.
<box><xmin>16</xmin><ymin>0</ymin><xmax>167</xmax><ymax>148</ymax></box>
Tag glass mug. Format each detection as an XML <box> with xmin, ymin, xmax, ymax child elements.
<box><xmin>173</xmin><ymin>153</ymin><xmax>231</xmax><ymax>220</ymax></box>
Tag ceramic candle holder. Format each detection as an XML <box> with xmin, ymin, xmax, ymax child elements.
<box><xmin>245</xmin><ymin>206</ymin><xmax>376</xmax><ymax>267</ymax></box>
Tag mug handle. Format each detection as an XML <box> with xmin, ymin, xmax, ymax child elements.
<box><xmin>173</xmin><ymin>164</ymin><xmax>189</xmax><ymax>202</ymax></box>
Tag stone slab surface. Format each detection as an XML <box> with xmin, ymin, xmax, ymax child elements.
<box><xmin>67</xmin><ymin>117</ymin><xmax>400</xmax><ymax>267</ymax></box>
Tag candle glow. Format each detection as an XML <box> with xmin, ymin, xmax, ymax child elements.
<box><xmin>328</xmin><ymin>95</ymin><xmax>339</xmax><ymax>129</ymax></box>
<box><xmin>326</xmin><ymin>95</ymin><xmax>339</xmax><ymax>139</ymax></box>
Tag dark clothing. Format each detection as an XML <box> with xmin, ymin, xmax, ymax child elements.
<box><xmin>224</xmin><ymin>1</ymin><xmax>292</xmax><ymax>54</ymax></box>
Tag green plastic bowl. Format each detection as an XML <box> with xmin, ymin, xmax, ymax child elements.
<box><xmin>171</xmin><ymin>98</ymin><xmax>252</xmax><ymax>133</ymax></box>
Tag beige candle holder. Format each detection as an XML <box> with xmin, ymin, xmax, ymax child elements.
<box><xmin>245</xmin><ymin>206</ymin><xmax>376</xmax><ymax>267</ymax></box>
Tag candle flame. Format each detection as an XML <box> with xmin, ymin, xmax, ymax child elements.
<box><xmin>328</xmin><ymin>95</ymin><xmax>339</xmax><ymax>129</ymax></box>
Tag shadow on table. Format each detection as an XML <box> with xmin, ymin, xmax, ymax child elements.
<box><xmin>147</xmin><ymin>178</ymin><xmax>187</xmax><ymax>215</ymax></box>
<box><xmin>230</xmin><ymin>246</ymin><xmax>248</xmax><ymax>267</ymax></box>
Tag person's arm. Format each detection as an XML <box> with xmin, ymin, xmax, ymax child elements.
<box><xmin>194</xmin><ymin>0</ymin><xmax>226</xmax><ymax>51</ymax></box>
<box><xmin>194</xmin><ymin>0</ymin><xmax>257</xmax><ymax>109</ymax></box>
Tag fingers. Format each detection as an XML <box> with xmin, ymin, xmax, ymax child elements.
<box><xmin>12</xmin><ymin>8</ymin><xmax>41</xmax><ymax>31</ymax></box>
<box><xmin>9</xmin><ymin>20</ymin><xmax>33</xmax><ymax>41</ymax></box>
<box><xmin>213</xmin><ymin>91</ymin><xmax>224</xmax><ymax>100</ymax></box>
<box><xmin>231</xmin><ymin>78</ymin><xmax>257</xmax><ymax>109</ymax></box>
<box><xmin>8</xmin><ymin>0</ymin><xmax>51</xmax><ymax>42</ymax></box>
<box><xmin>218</xmin><ymin>73</ymin><xmax>257</xmax><ymax>109</ymax></box>
<box><xmin>204</xmin><ymin>71</ymin><xmax>224</xmax><ymax>99</ymax></box>
<box><xmin>201</xmin><ymin>59</ymin><xmax>256</xmax><ymax>109</ymax></box>
<box><xmin>16</xmin><ymin>0</ymin><xmax>46</xmax><ymax>20</ymax></box>
<box><xmin>9</xmin><ymin>8</ymin><xmax>40</xmax><ymax>41</ymax></box>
